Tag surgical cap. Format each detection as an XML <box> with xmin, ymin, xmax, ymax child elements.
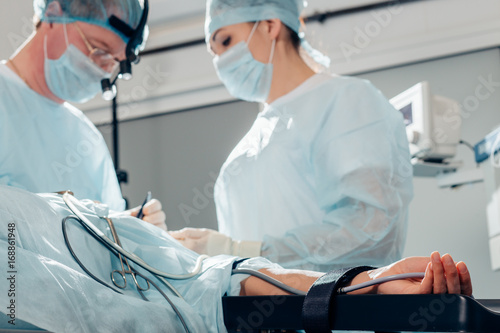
<box><xmin>206</xmin><ymin>0</ymin><xmax>304</xmax><ymax>40</ymax></box>
<box><xmin>205</xmin><ymin>0</ymin><xmax>331</xmax><ymax>67</ymax></box>
<box><xmin>34</xmin><ymin>0</ymin><xmax>146</xmax><ymax>43</ymax></box>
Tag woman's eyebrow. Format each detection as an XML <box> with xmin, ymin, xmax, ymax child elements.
<box><xmin>212</xmin><ymin>31</ymin><xmax>219</xmax><ymax>42</ymax></box>
<box><xmin>212</xmin><ymin>28</ymin><xmax>225</xmax><ymax>42</ymax></box>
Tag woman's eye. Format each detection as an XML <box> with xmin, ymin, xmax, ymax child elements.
<box><xmin>222</xmin><ymin>37</ymin><xmax>231</xmax><ymax>47</ymax></box>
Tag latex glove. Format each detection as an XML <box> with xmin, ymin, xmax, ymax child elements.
<box><xmin>169</xmin><ymin>228</ymin><xmax>262</xmax><ymax>257</ymax></box>
<box><xmin>128</xmin><ymin>199</ymin><xmax>167</xmax><ymax>231</ymax></box>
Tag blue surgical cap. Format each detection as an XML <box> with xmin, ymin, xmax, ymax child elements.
<box><xmin>205</xmin><ymin>0</ymin><xmax>331</xmax><ymax>67</ymax></box>
<box><xmin>34</xmin><ymin>0</ymin><xmax>146</xmax><ymax>43</ymax></box>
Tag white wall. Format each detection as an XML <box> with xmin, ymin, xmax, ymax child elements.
<box><xmin>0</xmin><ymin>1</ymin><xmax>36</xmax><ymax>60</ymax></box>
<box><xmin>359</xmin><ymin>48</ymin><xmax>500</xmax><ymax>299</ymax></box>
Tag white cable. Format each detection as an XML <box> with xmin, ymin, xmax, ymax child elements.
<box><xmin>490</xmin><ymin>132</ymin><xmax>500</xmax><ymax>168</ymax></box>
<box><xmin>232</xmin><ymin>268</ymin><xmax>307</xmax><ymax>296</ymax></box>
<box><xmin>63</xmin><ymin>193</ymin><xmax>208</xmax><ymax>281</ymax></box>
<box><xmin>338</xmin><ymin>272</ymin><xmax>425</xmax><ymax>294</ymax></box>
<box><xmin>412</xmin><ymin>148</ymin><xmax>431</xmax><ymax>159</ymax></box>
<box><xmin>232</xmin><ymin>269</ymin><xmax>425</xmax><ymax>296</ymax></box>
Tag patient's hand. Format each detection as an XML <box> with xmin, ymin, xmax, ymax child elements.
<box><xmin>349</xmin><ymin>251</ymin><xmax>472</xmax><ymax>296</ymax></box>
<box><xmin>128</xmin><ymin>199</ymin><xmax>167</xmax><ymax>231</ymax></box>
<box><xmin>240</xmin><ymin>252</ymin><xmax>472</xmax><ymax>297</ymax></box>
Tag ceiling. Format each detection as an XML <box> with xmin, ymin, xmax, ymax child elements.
<box><xmin>147</xmin><ymin>0</ymin><xmax>390</xmax><ymax>26</ymax></box>
<box><xmin>0</xmin><ymin>0</ymin><xmax>391</xmax><ymax>59</ymax></box>
<box><xmin>148</xmin><ymin>0</ymin><xmax>206</xmax><ymax>26</ymax></box>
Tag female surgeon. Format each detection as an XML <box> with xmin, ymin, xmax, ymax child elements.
<box><xmin>170</xmin><ymin>0</ymin><xmax>414</xmax><ymax>272</ymax></box>
<box><xmin>0</xmin><ymin>0</ymin><xmax>166</xmax><ymax>229</ymax></box>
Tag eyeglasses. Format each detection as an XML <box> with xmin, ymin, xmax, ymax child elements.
<box><xmin>74</xmin><ymin>23</ymin><xmax>119</xmax><ymax>73</ymax></box>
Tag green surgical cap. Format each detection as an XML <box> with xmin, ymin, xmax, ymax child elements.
<box><xmin>205</xmin><ymin>0</ymin><xmax>330</xmax><ymax>67</ymax></box>
<box><xmin>34</xmin><ymin>0</ymin><xmax>146</xmax><ymax>43</ymax></box>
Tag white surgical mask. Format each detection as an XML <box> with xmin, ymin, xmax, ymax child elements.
<box><xmin>44</xmin><ymin>24</ymin><xmax>110</xmax><ymax>103</ymax></box>
<box><xmin>213</xmin><ymin>22</ymin><xmax>276</xmax><ymax>103</ymax></box>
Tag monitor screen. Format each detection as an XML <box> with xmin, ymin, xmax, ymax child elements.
<box><xmin>399</xmin><ymin>103</ymin><xmax>413</xmax><ymax>126</ymax></box>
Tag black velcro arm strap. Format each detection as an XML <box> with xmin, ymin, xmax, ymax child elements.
<box><xmin>302</xmin><ymin>266</ymin><xmax>375</xmax><ymax>333</ymax></box>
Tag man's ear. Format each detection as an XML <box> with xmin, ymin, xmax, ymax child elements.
<box><xmin>44</xmin><ymin>1</ymin><xmax>64</xmax><ymax>18</ymax></box>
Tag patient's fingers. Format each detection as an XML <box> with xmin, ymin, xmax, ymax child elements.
<box><xmin>442</xmin><ymin>254</ymin><xmax>460</xmax><ymax>294</ymax></box>
<box><xmin>457</xmin><ymin>262</ymin><xmax>473</xmax><ymax>296</ymax></box>
<box><xmin>431</xmin><ymin>251</ymin><xmax>447</xmax><ymax>294</ymax></box>
<box><xmin>420</xmin><ymin>262</ymin><xmax>433</xmax><ymax>294</ymax></box>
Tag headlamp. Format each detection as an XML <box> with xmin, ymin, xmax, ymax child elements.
<box><xmin>100</xmin><ymin>0</ymin><xmax>149</xmax><ymax>100</ymax></box>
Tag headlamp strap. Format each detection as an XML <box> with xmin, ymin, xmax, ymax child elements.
<box><xmin>109</xmin><ymin>15</ymin><xmax>134</xmax><ymax>38</ymax></box>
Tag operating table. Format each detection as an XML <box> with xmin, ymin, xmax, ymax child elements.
<box><xmin>222</xmin><ymin>294</ymin><xmax>500</xmax><ymax>332</ymax></box>
<box><xmin>2</xmin><ymin>294</ymin><xmax>499</xmax><ymax>332</ymax></box>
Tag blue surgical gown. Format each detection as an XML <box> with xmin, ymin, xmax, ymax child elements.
<box><xmin>0</xmin><ymin>186</ymin><xmax>276</xmax><ymax>332</ymax></box>
<box><xmin>215</xmin><ymin>74</ymin><xmax>414</xmax><ymax>272</ymax></box>
<box><xmin>0</xmin><ymin>62</ymin><xmax>125</xmax><ymax>211</ymax></box>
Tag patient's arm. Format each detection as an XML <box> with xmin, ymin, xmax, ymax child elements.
<box><xmin>240</xmin><ymin>252</ymin><xmax>472</xmax><ymax>297</ymax></box>
<box><xmin>240</xmin><ymin>268</ymin><xmax>323</xmax><ymax>296</ymax></box>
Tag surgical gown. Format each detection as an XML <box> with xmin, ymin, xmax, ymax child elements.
<box><xmin>0</xmin><ymin>62</ymin><xmax>125</xmax><ymax>211</ymax></box>
<box><xmin>0</xmin><ymin>185</ymin><xmax>276</xmax><ymax>332</ymax></box>
<box><xmin>215</xmin><ymin>74</ymin><xmax>414</xmax><ymax>272</ymax></box>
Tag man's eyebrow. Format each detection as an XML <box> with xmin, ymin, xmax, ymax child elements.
<box><xmin>91</xmin><ymin>38</ymin><xmax>112</xmax><ymax>52</ymax></box>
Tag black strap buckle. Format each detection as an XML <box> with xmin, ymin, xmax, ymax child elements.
<box><xmin>302</xmin><ymin>266</ymin><xmax>375</xmax><ymax>333</ymax></box>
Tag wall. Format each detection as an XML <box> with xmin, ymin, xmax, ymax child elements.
<box><xmin>100</xmin><ymin>101</ymin><xmax>259</xmax><ymax>231</ymax></box>
<box><xmin>359</xmin><ymin>48</ymin><xmax>500</xmax><ymax>298</ymax></box>
<box><xmin>0</xmin><ymin>1</ymin><xmax>35</xmax><ymax>60</ymax></box>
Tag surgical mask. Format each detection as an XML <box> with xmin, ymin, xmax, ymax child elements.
<box><xmin>44</xmin><ymin>25</ymin><xmax>111</xmax><ymax>103</ymax></box>
<box><xmin>213</xmin><ymin>22</ymin><xmax>276</xmax><ymax>103</ymax></box>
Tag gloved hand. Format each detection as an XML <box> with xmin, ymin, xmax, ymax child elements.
<box><xmin>127</xmin><ymin>199</ymin><xmax>167</xmax><ymax>231</ymax></box>
<box><xmin>169</xmin><ymin>228</ymin><xmax>262</xmax><ymax>258</ymax></box>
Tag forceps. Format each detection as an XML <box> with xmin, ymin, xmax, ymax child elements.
<box><xmin>105</xmin><ymin>217</ymin><xmax>150</xmax><ymax>291</ymax></box>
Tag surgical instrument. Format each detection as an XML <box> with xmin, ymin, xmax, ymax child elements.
<box><xmin>136</xmin><ymin>191</ymin><xmax>151</xmax><ymax>220</ymax></box>
<box><xmin>107</xmin><ymin>217</ymin><xmax>150</xmax><ymax>291</ymax></box>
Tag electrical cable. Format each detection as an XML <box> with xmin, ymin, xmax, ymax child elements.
<box><xmin>233</xmin><ymin>269</ymin><xmax>426</xmax><ymax>296</ymax></box>
<box><xmin>62</xmin><ymin>215</ymin><xmax>124</xmax><ymax>295</ymax></box>
<box><xmin>63</xmin><ymin>193</ymin><xmax>208</xmax><ymax>299</ymax></box>
<box><xmin>142</xmin><ymin>274</ymin><xmax>191</xmax><ymax>332</ymax></box>
<box><xmin>338</xmin><ymin>272</ymin><xmax>425</xmax><ymax>294</ymax></box>
<box><xmin>62</xmin><ymin>193</ymin><xmax>208</xmax><ymax>281</ymax></box>
<box><xmin>490</xmin><ymin>134</ymin><xmax>500</xmax><ymax>168</ymax></box>
<box><xmin>232</xmin><ymin>269</ymin><xmax>307</xmax><ymax>296</ymax></box>
<box><xmin>459</xmin><ymin>139</ymin><xmax>480</xmax><ymax>168</ymax></box>
<box><xmin>459</xmin><ymin>140</ymin><xmax>475</xmax><ymax>153</ymax></box>
<box><xmin>411</xmin><ymin>148</ymin><xmax>431</xmax><ymax>159</ymax></box>
<box><xmin>61</xmin><ymin>205</ymin><xmax>192</xmax><ymax>333</ymax></box>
